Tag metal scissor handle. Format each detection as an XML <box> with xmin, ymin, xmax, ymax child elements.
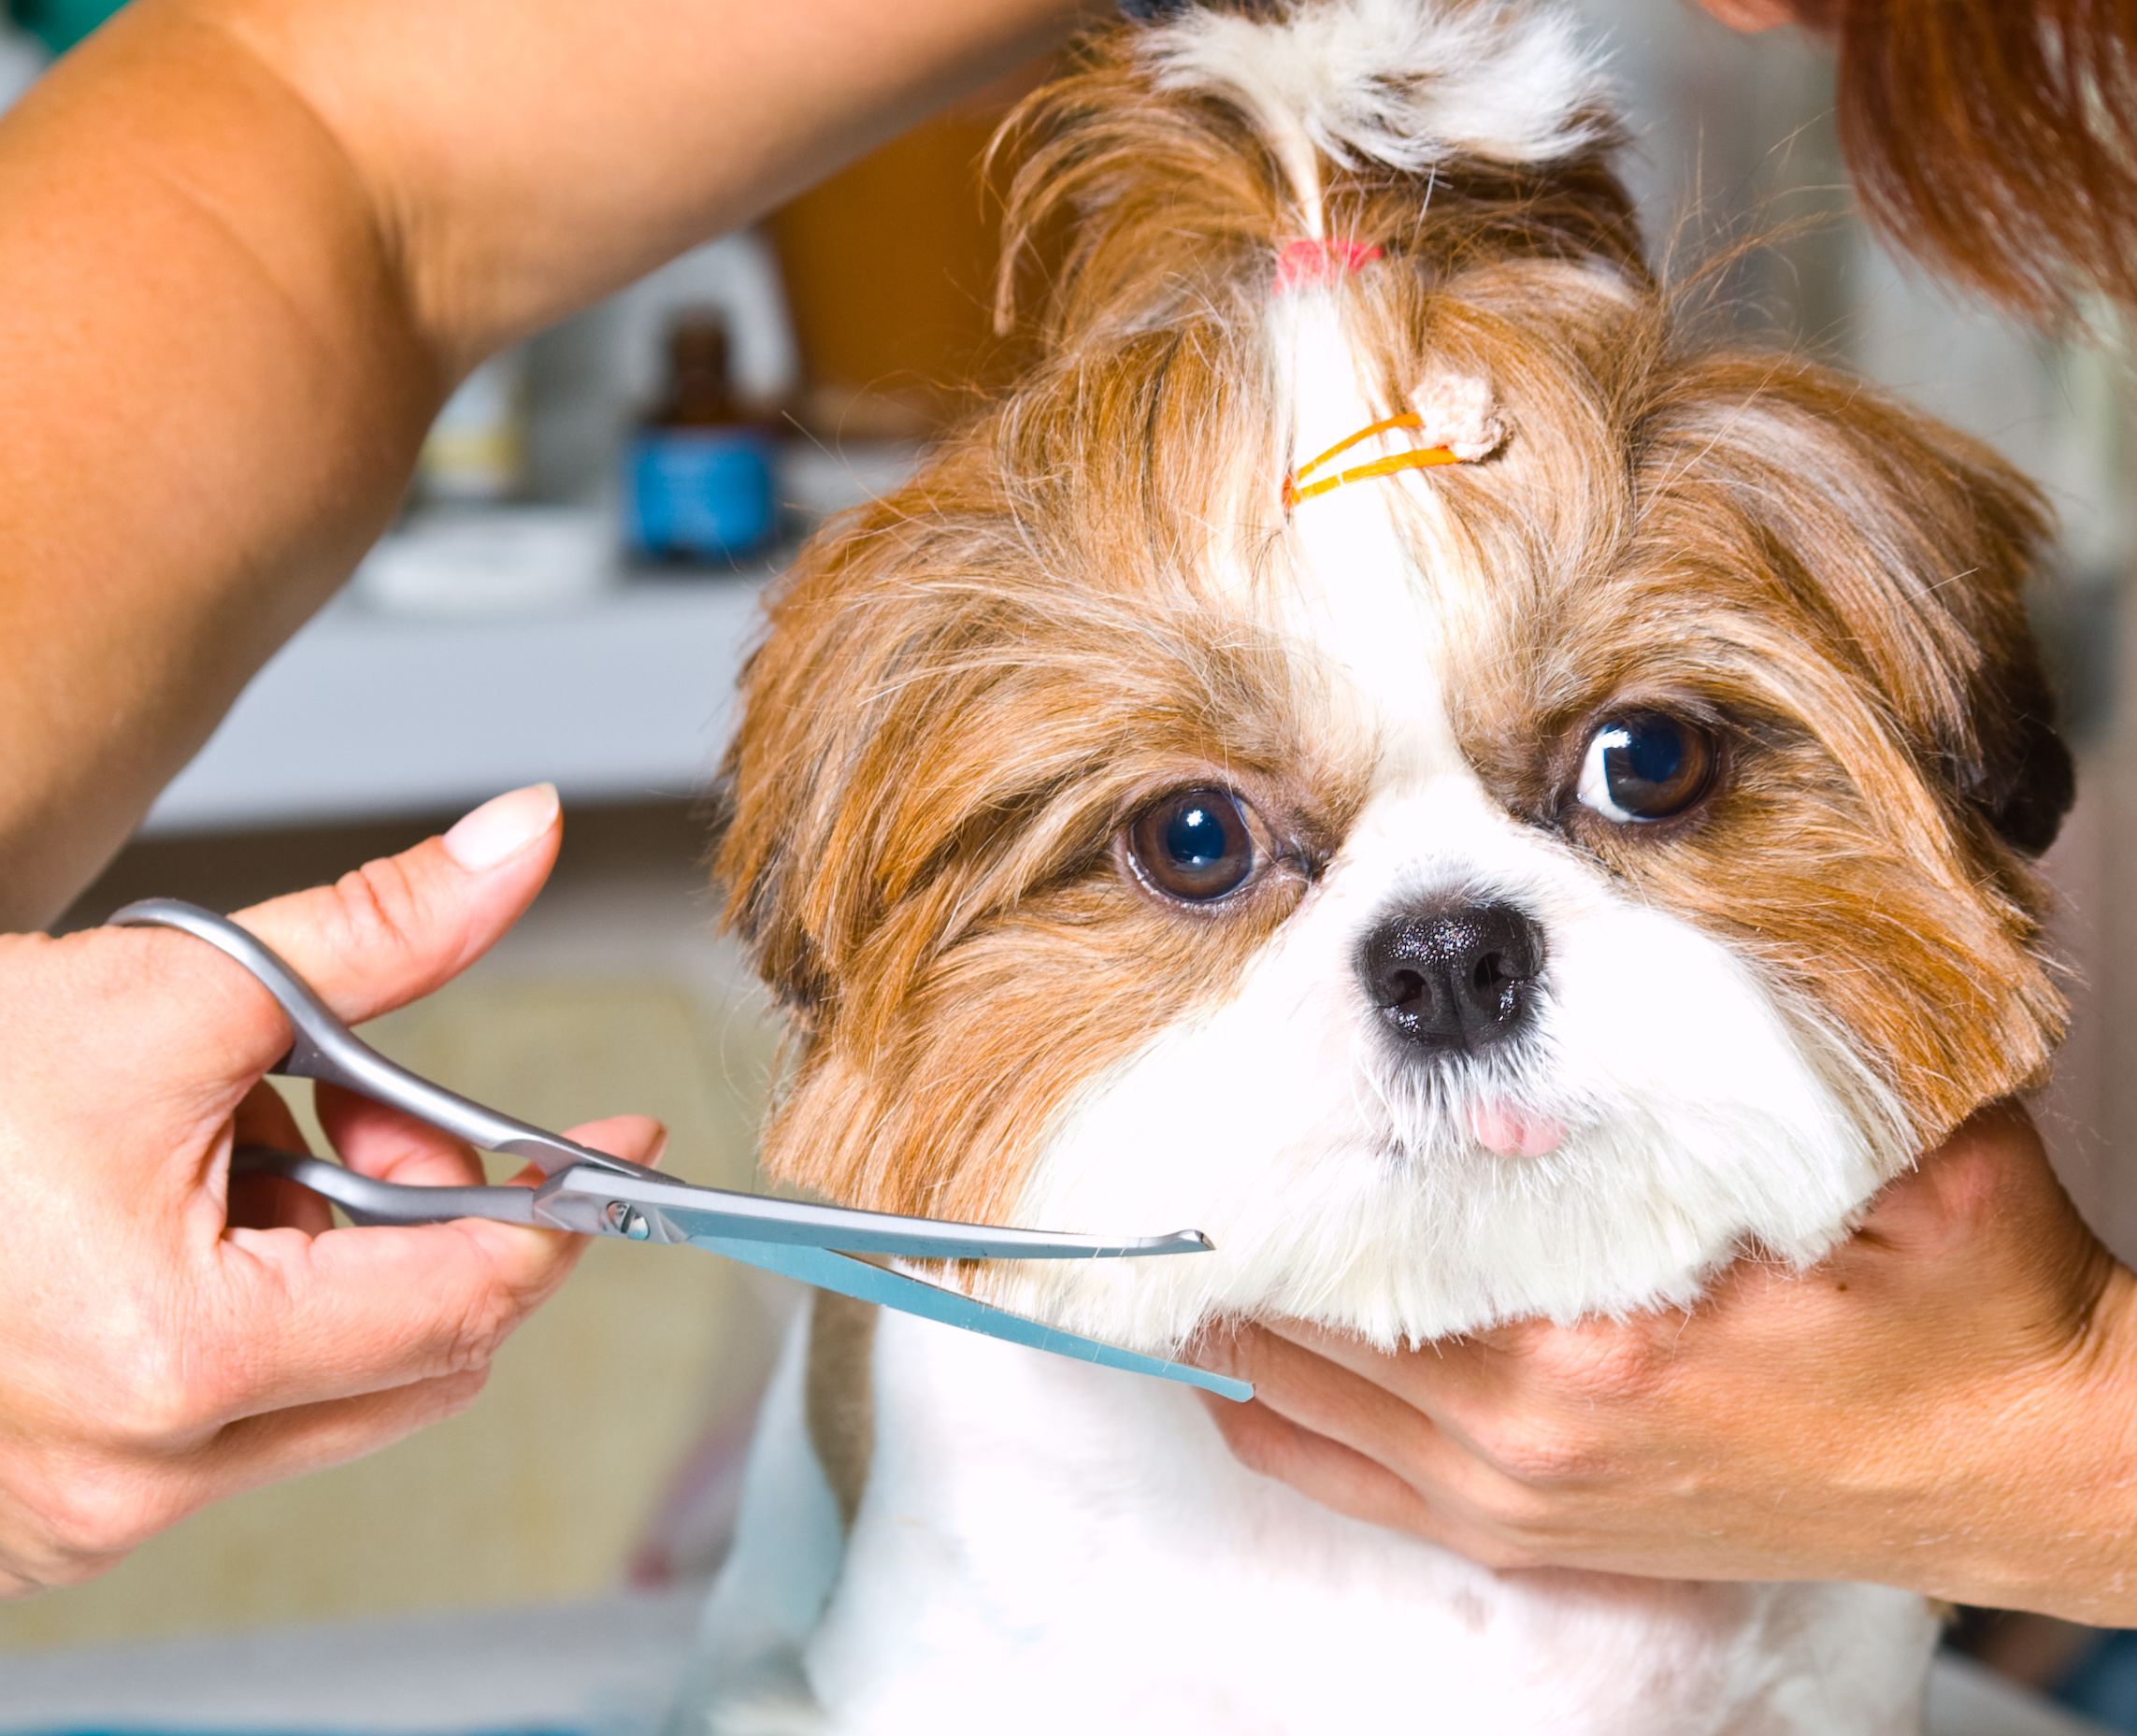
<box><xmin>229</xmin><ymin>1147</ymin><xmax>538</xmax><ymax>1226</ymax></box>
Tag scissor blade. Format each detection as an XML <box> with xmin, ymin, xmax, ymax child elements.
<box><xmin>538</xmin><ymin>1166</ymin><xmax>1213</xmax><ymax>1262</ymax></box>
<box><xmin>687</xmin><ymin>1234</ymin><xmax>1252</xmax><ymax>1403</ymax></box>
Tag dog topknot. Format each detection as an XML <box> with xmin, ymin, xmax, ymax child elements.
<box><xmin>1141</xmin><ymin>0</ymin><xmax>1613</xmax><ymax>214</ymax></box>
<box><xmin>992</xmin><ymin>0</ymin><xmax>1641</xmax><ymax>346</ymax></box>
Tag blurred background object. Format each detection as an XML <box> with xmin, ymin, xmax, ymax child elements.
<box><xmin>0</xmin><ymin>6</ymin><xmax>2132</xmax><ymax>1734</ymax></box>
<box><xmin>764</xmin><ymin>76</ymin><xmax>1033</xmax><ymax>438</ymax></box>
<box><xmin>623</xmin><ymin>314</ymin><xmax>779</xmax><ymax>565</ymax></box>
<box><xmin>420</xmin><ymin>351</ymin><xmax>532</xmax><ymax>508</ymax></box>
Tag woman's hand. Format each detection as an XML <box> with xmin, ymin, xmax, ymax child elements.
<box><xmin>0</xmin><ymin>785</ymin><xmax>664</xmax><ymax>1597</ymax></box>
<box><xmin>1201</xmin><ymin>1102</ymin><xmax>2137</xmax><ymax>1624</ymax></box>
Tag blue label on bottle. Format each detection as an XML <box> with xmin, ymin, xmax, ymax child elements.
<box><xmin>624</xmin><ymin>428</ymin><xmax>776</xmax><ymax>561</ymax></box>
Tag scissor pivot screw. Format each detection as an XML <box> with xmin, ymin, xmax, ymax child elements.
<box><xmin>606</xmin><ymin>1201</ymin><xmax>651</xmax><ymax>1241</ymax></box>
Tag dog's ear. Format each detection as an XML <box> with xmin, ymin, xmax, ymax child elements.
<box><xmin>1932</xmin><ymin>471</ymin><xmax>2074</xmax><ymax>861</ymax></box>
<box><xmin>1965</xmin><ymin>650</ymin><xmax>2073</xmax><ymax>858</ymax></box>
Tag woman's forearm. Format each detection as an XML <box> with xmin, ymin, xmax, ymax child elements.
<box><xmin>0</xmin><ymin>7</ymin><xmax>425</xmax><ymax>929</ymax></box>
<box><xmin>0</xmin><ymin>0</ymin><xmax>1091</xmax><ymax>930</ymax></box>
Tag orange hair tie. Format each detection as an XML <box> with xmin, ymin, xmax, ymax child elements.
<box><xmin>1282</xmin><ymin>412</ymin><xmax>1465</xmax><ymax>509</ymax></box>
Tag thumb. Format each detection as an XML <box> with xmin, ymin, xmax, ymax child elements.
<box><xmin>89</xmin><ymin>785</ymin><xmax>566</xmax><ymax>1138</ymax></box>
<box><xmin>230</xmin><ymin>783</ymin><xmax>561</xmax><ymax>1026</ymax></box>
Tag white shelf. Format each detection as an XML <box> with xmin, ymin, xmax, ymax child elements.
<box><xmin>145</xmin><ymin>573</ymin><xmax>770</xmax><ymax>836</ymax></box>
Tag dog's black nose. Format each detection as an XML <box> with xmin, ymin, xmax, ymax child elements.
<box><xmin>1356</xmin><ymin>900</ymin><xmax>1543</xmax><ymax>1053</ymax></box>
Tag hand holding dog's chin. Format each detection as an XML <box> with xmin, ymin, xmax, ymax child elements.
<box><xmin>0</xmin><ymin>787</ymin><xmax>664</xmax><ymax>1597</ymax></box>
<box><xmin>1202</xmin><ymin>1101</ymin><xmax>2137</xmax><ymax>1623</ymax></box>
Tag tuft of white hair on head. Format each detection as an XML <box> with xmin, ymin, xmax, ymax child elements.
<box><xmin>1138</xmin><ymin>0</ymin><xmax>1614</xmax><ymax>238</ymax></box>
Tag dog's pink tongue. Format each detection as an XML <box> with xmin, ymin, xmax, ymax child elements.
<box><xmin>1470</xmin><ymin>1103</ymin><xmax>1564</xmax><ymax>1157</ymax></box>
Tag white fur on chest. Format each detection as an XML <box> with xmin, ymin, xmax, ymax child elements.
<box><xmin>696</xmin><ymin>1304</ymin><xmax>1935</xmax><ymax>1736</ymax></box>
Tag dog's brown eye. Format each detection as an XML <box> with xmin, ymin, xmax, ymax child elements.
<box><xmin>1128</xmin><ymin>788</ymin><xmax>1257</xmax><ymax>901</ymax></box>
<box><xmin>1576</xmin><ymin>711</ymin><xmax>1714</xmax><ymax>824</ymax></box>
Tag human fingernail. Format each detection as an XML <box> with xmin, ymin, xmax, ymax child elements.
<box><xmin>444</xmin><ymin>783</ymin><xmax>559</xmax><ymax>869</ymax></box>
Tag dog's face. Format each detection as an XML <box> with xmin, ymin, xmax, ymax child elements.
<box><xmin>716</xmin><ymin>6</ymin><xmax>2070</xmax><ymax>1350</ymax></box>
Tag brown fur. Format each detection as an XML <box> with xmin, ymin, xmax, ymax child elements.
<box><xmin>806</xmin><ymin>1291</ymin><xmax>879</xmax><ymax>1531</ymax></box>
<box><xmin>1827</xmin><ymin>0</ymin><xmax>2137</xmax><ymax>325</ymax></box>
<box><xmin>713</xmin><ymin>8</ymin><xmax>2070</xmax><ymax>1225</ymax></box>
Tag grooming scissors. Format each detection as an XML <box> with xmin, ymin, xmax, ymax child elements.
<box><xmin>114</xmin><ymin>900</ymin><xmax>1250</xmax><ymax>1402</ymax></box>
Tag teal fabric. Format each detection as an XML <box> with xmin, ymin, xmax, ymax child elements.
<box><xmin>7</xmin><ymin>0</ymin><xmax>125</xmax><ymax>56</ymax></box>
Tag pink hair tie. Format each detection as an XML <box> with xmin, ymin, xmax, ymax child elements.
<box><xmin>1274</xmin><ymin>237</ymin><xmax>1384</xmax><ymax>291</ymax></box>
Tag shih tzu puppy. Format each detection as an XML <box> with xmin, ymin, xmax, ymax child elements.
<box><xmin>678</xmin><ymin>0</ymin><xmax>2072</xmax><ymax>1729</ymax></box>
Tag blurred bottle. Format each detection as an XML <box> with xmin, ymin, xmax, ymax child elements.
<box><xmin>623</xmin><ymin>311</ymin><xmax>777</xmax><ymax>565</ymax></box>
<box><xmin>420</xmin><ymin>350</ymin><xmax>528</xmax><ymax>505</ymax></box>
